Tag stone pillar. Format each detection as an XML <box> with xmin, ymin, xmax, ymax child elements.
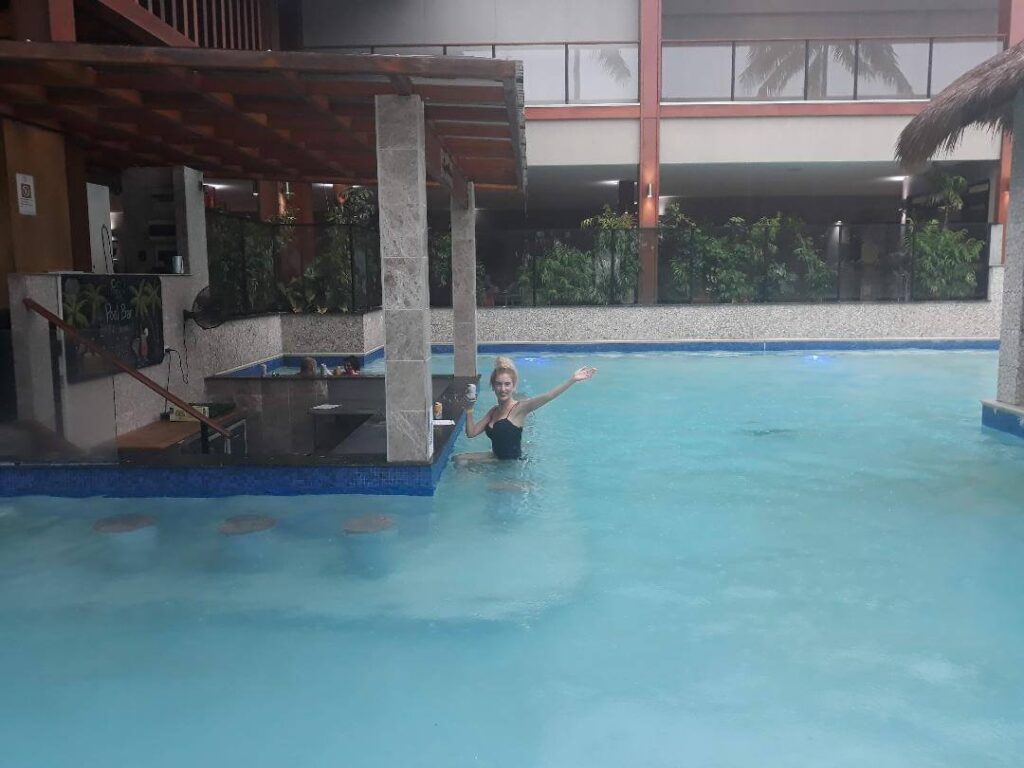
<box><xmin>173</xmin><ymin>166</ymin><xmax>209</xmax><ymax>283</ymax></box>
<box><xmin>451</xmin><ymin>182</ymin><xmax>477</xmax><ymax>378</ymax></box>
<box><xmin>997</xmin><ymin>93</ymin><xmax>1024</xmax><ymax>405</ymax></box>
<box><xmin>376</xmin><ymin>94</ymin><xmax>433</xmax><ymax>462</ymax></box>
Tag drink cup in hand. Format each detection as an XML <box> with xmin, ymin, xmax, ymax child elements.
<box><xmin>466</xmin><ymin>383</ymin><xmax>477</xmax><ymax>401</ymax></box>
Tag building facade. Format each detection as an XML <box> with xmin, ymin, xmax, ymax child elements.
<box><xmin>297</xmin><ymin>0</ymin><xmax>1007</xmax><ymax>226</ymax></box>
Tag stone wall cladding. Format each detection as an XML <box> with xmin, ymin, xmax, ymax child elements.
<box><xmin>281</xmin><ymin>313</ymin><xmax>366</xmax><ymax>354</ymax></box>
<box><xmin>431</xmin><ymin>275</ymin><xmax>1003</xmax><ymax>343</ymax></box>
<box><xmin>189</xmin><ymin>314</ymin><xmax>282</xmax><ymax>386</ymax></box>
<box><xmin>363</xmin><ymin>309</ymin><xmax>385</xmax><ymax>351</ymax></box>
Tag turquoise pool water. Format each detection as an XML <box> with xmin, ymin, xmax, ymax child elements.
<box><xmin>2</xmin><ymin>351</ymin><xmax>1023</xmax><ymax>767</ymax></box>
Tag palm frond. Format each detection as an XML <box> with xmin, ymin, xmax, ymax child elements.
<box><xmin>897</xmin><ymin>39</ymin><xmax>1019</xmax><ymax>167</ymax></box>
<box><xmin>594</xmin><ymin>48</ymin><xmax>632</xmax><ymax>84</ymax></box>
<box><xmin>737</xmin><ymin>43</ymin><xmax>806</xmax><ymax>96</ymax></box>
<box><xmin>857</xmin><ymin>42</ymin><xmax>916</xmax><ymax>94</ymax></box>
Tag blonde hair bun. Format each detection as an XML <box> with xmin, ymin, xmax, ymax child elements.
<box><xmin>490</xmin><ymin>356</ymin><xmax>519</xmax><ymax>386</ymax></box>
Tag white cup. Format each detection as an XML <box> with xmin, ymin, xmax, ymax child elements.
<box><xmin>467</xmin><ymin>383</ymin><xmax>477</xmax><ymax>400</ymax></box>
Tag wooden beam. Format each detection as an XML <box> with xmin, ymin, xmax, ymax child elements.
<box><xmin>0</xmin><ymin>39</ymin><xmax>515</xmax><ymax>79</ymax></box>
<box><xmin>500</xmin><ymin>61</ymin><xmax>527</xmax><ymax>196</ymax></box>
<box><xmin>443</xmin><ymin>136</ymin><xmax>514</xmax><ymax>158</ymax></box>
<box><xmin>416</xmin><ymin>84</ymin><xmax>507</xmax><ymax>103</ymax></box>
<box><xmin>0</xmin><ymin>41</ymin><xmax>526</xmax><ymax>191</ymax></box>
<box><xmin>389</xmin><ymin>74</ymin><xmax>413</xmax><ymax>95</ymax></box>
<box><xmin>11</xmin><ymin>0</ymin><xmax>76</xmax><ymax>42</ymax></box>
<box><xmin>425</xmin><ymin>127</ymin><xmax>469</xmax><ymax>207</ymax></box>
<box><xmin>0</xmin><ymin>97</ymin><xmax>242</xmax><ymax>177</ymax></box>
<box><xmin>432</xmin><ymin>122</ymin><xmax>512</xmax><ymax>139</ymax></box>
<box><xmin>425</xmin><ymin>105</ymin><xmax>509</xmax><ymax>123</ymax></box>
<box><xmin>79</xmin><ymin>0</ymin><xmax>198</xmax><ymax>47</ymax></box>
<box><xmin>38</xmin><ymin>61</ymin><xmax>300</xmax><ymax>176</ymax></box>
<box><xmin>158</xmin><ymin>65</ymin><xmax>354</xmax><ymax>178</ymax></box>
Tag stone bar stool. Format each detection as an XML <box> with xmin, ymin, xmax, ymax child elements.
<box><xmin>218</xmin><ymin>514</ymin><xmax>277</xmax><ymax>568</ymax></box>
<box><xmin>93</xmin><ymin>513</ymin><xmax>158</xmax><ymax>570</ymax></box>
<box><xmin>341</xmin><ymin>513</ymin><xmax>396</xmax><ymax>577</ymax></box>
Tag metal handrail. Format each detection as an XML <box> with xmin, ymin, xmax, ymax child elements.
<box><xmin>23</xmin><ymin>297</ymin><xmax>231</xmax><ymax>440</ymax></box>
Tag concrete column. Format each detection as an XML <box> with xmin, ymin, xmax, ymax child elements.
<box><xmin>451</xmin><ymin>182</ymin><xmax>477</xmax><ymax>378</ymax></box>
<box><xmin>173</xmin><ymin>166</ymin><xmax>209</xmax><ymax>283</ymax></box>
<box><xmin>997</xmin><ymin>94</ymin><xmax>1024</xmax><ymax>405</ymax></box>
<box><xmin>376</xmin><ymin>95</ymin><xmax>433</xmax><ymax>462</ymax></box>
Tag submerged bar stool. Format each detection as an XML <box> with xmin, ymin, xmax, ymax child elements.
<box><xmin>218</xmin><ymin>514</ymin><xmax>277</xmax><ymax>568</ymax></box>
<box><xmin>341</xmin><ymin>514</ymin><xmax>396</xmax><ymax>577</ymax></box>
<box><xmin>93</xmin><ymin>513</ymin><xmax>157</xmax><ymax>570</ymax></box>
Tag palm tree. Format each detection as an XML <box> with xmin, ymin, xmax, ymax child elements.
<box><xmin>79</xmin><ymin>283</ymin><xmax>106</xmax><ymax>325</ymax></box>
<box><xmin>739</xmin><ymin>41</ymin><xmax>914</xmax><ymax>99</ymax></box>
<box><xmin>570</xmin><ymin>46</ymin><xmax>634</xmax><ymax>102</ymax></box>
<box><xmin>925</xmin><ymin>171</ymin><xmax>967</xmax><ymax>225</ymax></box>
<box><xmin>129</xmin><ymin>282</ymin><xmax>159</xmax><ymax>324</ymax></box>
<box><xmin>62</xmin><ymin>292</ymin><xmax>88</xmax><ymax>329</ymax></box>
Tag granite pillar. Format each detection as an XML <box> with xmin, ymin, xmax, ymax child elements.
<box><xmin>376</xmin><ymin>95</ymin><xmax>433</xmax><ymax>462</ymax></box>
<box><xmin>997</xmin><ymin>94</ymin><xmax>1024</xmax><ymax>405</ymax></box>
<box><xmin>451</xmin><ymin>182</ymin><xmax>477</xmax><ymax>378</ymax></box>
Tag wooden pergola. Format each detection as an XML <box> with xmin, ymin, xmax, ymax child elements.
<box><xmin>0</xmin><ymin>40</ymin><xmax>526</xmax><ymax>203</ymax></box>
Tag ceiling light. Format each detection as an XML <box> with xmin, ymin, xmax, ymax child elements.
<box><xmin>882</xmin><ymin>175</ymin><xmax>908</xmax><ymax>182</ymax></box>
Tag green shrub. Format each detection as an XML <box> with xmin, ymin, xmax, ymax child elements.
<box><xmin>909</xmin><ymin>220</ymin><xmax>982</xmax><ymax>300</ymax></box>
<box><xmin>582</xmin><ymin>205</ymin><xmax>639</xmax><ymax>303</ymax></box>
<box><xmin>661</xmin><ymin>205</ymin><xmax>834</xmax><ymax>303</ymax></box>
<box><xmin>526</xmin><ymin>240</ymin><xmax>603</xmax><ymax>305</ymax></box>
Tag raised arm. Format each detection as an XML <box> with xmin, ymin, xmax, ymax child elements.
<box><xmin>464</xmin><ymin>404</ymin><xmax>494</xmax><ymax>438</ymax></box>
<box><xmin>518</xmin><ymin>367</ymin><xmax>597</xmax><ymax>416</ymax></box>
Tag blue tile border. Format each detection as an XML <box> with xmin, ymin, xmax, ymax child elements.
<box><xmin>220</xmin><ymin>351</ymin><xmax>380</xmax><ymax>378</ymax></box>
<box><xmin>451</xmin><ymin>339</ymin><xmax>1000</xmax><ymax>354</ymax></box>
<box><xmin>0</xmin><ymin>463</ymin><xmax>435</xmax><ymax>498</ymax></box>
<box><xmin>433</xmin><ymin>412</ymin><xmax>466</xmax><ymax>486</ymax></box>
<box><xmin>220</xmin><ymin>339</ymin><xmax>998</xmax><ymax>377</ymax></box>
<box><xmin>0</xmin><ymin>414</ymin><xmax>467</xmax><ymax>499</ymax></box>
<box><xmin>981</xmin><ymin>401</ymin><xmax>1024</xmax><ymax>442</ymax></box>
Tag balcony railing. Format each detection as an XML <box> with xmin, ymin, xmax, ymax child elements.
<box><xmin>135</xmin><ymin>0</ymin><xmax>265</xmax><ymax>50</ymax></box>
<box><xmin>313</xmin><ymin>42</ymin><xmax>640</xmax><ymax>105</ymax></box>
<box><xmin>314</xmin><ymin>35</ymin><xmax>1002</xmax><ymax>106</ymax></box>
<box><xmin>662</xmin><ymin>36</ymin><xmax>1004</xmax><ymax>102</ymax></box>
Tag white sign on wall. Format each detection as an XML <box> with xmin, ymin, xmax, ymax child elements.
<box><xmin>16</xmin><ymin>173</ymin><xmax>36</xmax><ymax>216</ymax></box>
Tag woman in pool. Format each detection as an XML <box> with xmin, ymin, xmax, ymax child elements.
<box><xmin>458</xmin><ymin>356</ymin><xmax>596</xmax><ymax>462</ymax></box>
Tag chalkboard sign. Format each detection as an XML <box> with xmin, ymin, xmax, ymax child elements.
<box><xmin>61</xmin><ymin>275</ymin><xmax>165</xmax><ymax>383</ymax></box>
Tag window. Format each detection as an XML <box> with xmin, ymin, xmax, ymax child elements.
<box><xmin>734</xmin><ymin>42</ymin><xmax>806</xmax><ymax>100</ymax></box>
<box><xmin>495</xmin><ymin>45</ymin><xmax>566</xmax><ymax>104</ymax></box>
<box><xmin>662</xmin><ymin>44</ymin><xmax>732</xmax><ymax>101</ymax></box>
<box><xmin>373</xmin><ymin>46</ymin><xmax>444</xmax><ymax>55</ymax></box>
<box><xmin>930</xmin><ymin>39</ymin><xmax>1002</xmax><ymax>94</ymax></box>
<box><xmin>568</xmin><ymin>44</ymin><xmax>639</xmax><ymax>103</ymax></box>
<box><xmin>806</xmin><ymin>41</ymin><xmax>856</xmax><ymax>100</ymax></box>
<box><xmin>856</xmin><ymin>40</ymin><xmax>929</xmax><ymax>99</ymax></box>
<box><xmin>446</xmin><ymin>46</ymin><xmax>494</xmax><ymax>58</ymax></box>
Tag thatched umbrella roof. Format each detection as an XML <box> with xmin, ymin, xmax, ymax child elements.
<box><xmin>896</xmin><ymin>40</ymin><xmax>1023</xmax><ymax>169</ymax></box>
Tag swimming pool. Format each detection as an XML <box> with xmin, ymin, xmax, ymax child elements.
<box><xmin>2</xmin><ymin>351</ymin><xmax>1023</xmax><ymax>767</ymax></box>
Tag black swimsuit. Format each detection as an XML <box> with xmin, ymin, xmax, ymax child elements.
<box><xmin>485</xmin><ymin>403</ymin><xmax>523</xmax><ymax>460</ymax></box>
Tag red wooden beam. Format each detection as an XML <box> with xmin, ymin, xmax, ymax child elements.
<box><xmin>426</xmin><ymin>126</ymin><xmax>470</xmax><ymax>206</ymax></box>
<box><xmin>637</xmin><ymin>0</ymin><xmax>661</xmax><ymax>303</ymax></box>
<box><xmin>525</xmin><ymin>105</ymin><xmax>640</xmax><ymax>120</ymax></box>
<box><xmin>11</xmin><ymin>0</ymin><xmax>76</xmax><ymax>42</ymax></box>
<box><xmin>659</xmin><ymin>101</ymin><xmax>925</xmax><ymax>119</ymax></box>
<box><xmin>84</xmin><ymin>0</ymin><xmax>197</xmax><ymax>47</ymax></box>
